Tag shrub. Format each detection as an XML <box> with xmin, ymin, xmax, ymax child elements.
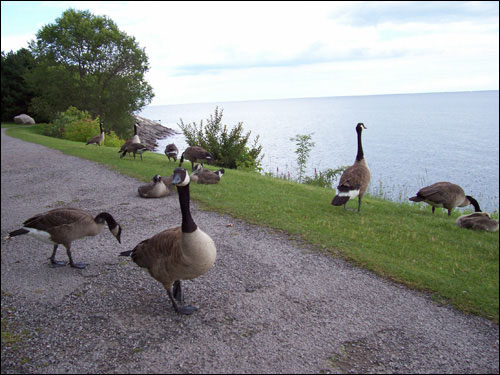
<box><xmin>63</xmin><ymin>118</ymin><xmax>99</xmax><ymax>142</ymax></box>
<box><xmin>103</xmin><ymin>130</ymin><xmax>123</xmax><ymax>147</ymax></box>
<box><xmin>303</xmin><ymin>166</ymin><xmax>348</xmax><ymax>189</ymax></box>
<box><xmin>40</xmin><ymin>106</ymin><xmax>93</xmax><ymax>139</ymax></box>
<box><xmin>290</xmin><ymin>133</ymin><xmax>315</xmax><ymax>183</ymax></box>
<box><xmin>178</xmin><ymin>107</ymin><xmax>263</xmax><ymax>171</ymax></box>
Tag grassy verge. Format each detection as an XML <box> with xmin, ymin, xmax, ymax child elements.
<box><xmin>3</xmin><ymin>124</ymin><xmax>499</xmax><ymax>323</ymax></box>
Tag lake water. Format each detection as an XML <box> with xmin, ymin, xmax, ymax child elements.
<box><xmin>139</xmin><ymin>90</ymin><xmax>499</xmax><ymax>213</ymax></box>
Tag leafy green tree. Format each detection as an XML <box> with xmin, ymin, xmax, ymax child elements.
<box><xmin>27</xmin><ymin>8</ymin><xmax>154</xmax><ymax>137</ymax></box>
<box><xmin>1</xmin><ymin>48</ymin><xmax>36</xmax><ymax>122</ymax></box>
<box><xmin>290</xmin><ymin>133</ymin><xmax>315</xmax><ymax>183</ymax></box>
<box><xmin>178</xmin><ymin>107</ymin><xmax>263</xmax><ymax>171</ymax></box>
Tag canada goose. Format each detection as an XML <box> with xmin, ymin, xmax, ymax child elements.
<box><xmin>179</xmin><ymin>146</ymin><xmax>214</xmax><ymax>170</ymax></box>
<box><xmin>331</xmin><ymin>123</ymin><xmax>371</xmax><ymax>212</ymax></box>
<box><xmin>120</xmin><ymin>143</ymin><xmax>148</xmax><ymax>160</ymax></box>
<box><xmin>120</xmin><ymin>167</ymin><xmax>216</xmax><ymax>315</ymax></box>
<box><xmin>4</xmin><ymin>208</ymin><xmax>121</xmax><ymax>269</ymax></box>
<box><xmin>86</xmin><ymin>121</ymin><xmax>105</xmax><ymax>146</ymax></box>
<box><xmin>165</xmin><ymin>143</ymin><xmax>179</xmax><ymax>162</ymax></box>
<box><xmin>409</xmin><ymin>182</ymin><xmax>481</xmax><ymax>216</ymax></box>
<box><xmin>138</xmin><ymin>174</ymin><xmax>173</xmax><ymax>198</ymax></box>
<box><xmin>118</xmin><ymin>123</ymin><xmax>141</xmax><ymax>157</ymax></box>
<box><xmin>190</xmin><ymin>164</ymin><xmax>224</xmax><ymax>184</ymax></box>
<box><xmin>456</xmin><ymin>212</ymin><xmax>499</xmax><ymax>232</ymax></box>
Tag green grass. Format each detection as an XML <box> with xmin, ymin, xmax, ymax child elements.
<box><xmin>3</xmin><ymin>124</ymin><xmax>499</xmax><ymax>322</ymax></box>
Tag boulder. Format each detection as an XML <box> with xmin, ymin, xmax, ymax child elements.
<box><xmin>13</xmin><ymin>114</ymin><xmax>35</xmax><ymax>124</ymax></box>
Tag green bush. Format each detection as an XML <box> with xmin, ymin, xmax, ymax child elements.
<box><xmin>103</xmin><ymin>130</ymin><xmax>123</xmax><ymax>147</ymax></box>
<box><xmin>178</xmin><ymin>106</ymin><xmax>263</xmax><ymax>171</ymax></box>
<box><xmin>303</xmin><ymin>166</ymin><xmax>348</xmax><ymax>189</ymax></box>
<box><xmin>63</xmin><ymin>118</ymin><xmax>99</xmax><ymax>142</ymax></box>
<box><xmin>40</xmin><ymin>106</ymin><xmax>93</xmax><ymax>138</ymax></box>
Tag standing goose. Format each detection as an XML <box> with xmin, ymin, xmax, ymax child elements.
<box><xmin>138</xmin><ymin>174</ymin><xmax>173</xmax><ymax>198</ymax></box>
<box><xmin>190</xmin><ymin>164</ymin><xmax>224</xmax><ymax>184</ymax></box>
<box><xmin>179</xmin><ymin>146</ymin><xmax>214</xmax><ymax>170</ymax></box>
<box><xmin>456</xmin><ymin>212</ymin><xmax>499</xmax><ymax>232</ymax></box>
<box><xmin>86</xmin><ymin>121</ymin><xmax>105</xmax><ymax>146</ymax></box>
<box><xmin>120</xmin><ymin>143</ymin><xmax>148</xmax><ymax>160</ymax></box>
<box><xmin>165</xmin><ymin>143</ymin><xmax>179</xmax><ymax>162</ymax></box>
<box><xmin>4</xmin><ymin>208</ymin><xmax>121</xmax><ymax>269</ymax></box>
<box><xmin>120</xmin><ymin>167</ymin><xmax>216</xmax><ymax>315</ymax></box>
<box><xmin>409</xmin><ymin>182</ymin><xmax>481</xmax><ymax>216</ymax></box>
<box><xmin>331</xmin><ymin>123</ymin><xmax>371</xmax><ymax>212</ymax></box>
<box><xmin>118</xmin><ymin>123</ymin><xmax>141</xmax><ymax>156</ymax></box>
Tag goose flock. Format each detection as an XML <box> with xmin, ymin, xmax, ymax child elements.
<box><xmin>4</xmin><ymin>121</ymin><xmax>497</xmax><ymax>315</ymax></box>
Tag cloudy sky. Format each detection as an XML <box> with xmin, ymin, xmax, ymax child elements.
<box><xmin>1</xmin><ymin>1</ymin><xmax>498</xmax><ymax>106</ymax></box>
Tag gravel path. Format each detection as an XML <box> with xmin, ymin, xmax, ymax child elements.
<box><xmin>1</xmin><ymin>128</ymin><xmax>498</xmax><ymax>374</ymax></box>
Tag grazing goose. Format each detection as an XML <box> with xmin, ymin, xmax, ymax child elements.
<box><xmin>4</xmin><ymin>208</ymin><xmax>121</xmax><ymax>269</ymax></box>
<box><xmin>138</xmin><ymin>174</ymin><xmax>173</xmax><ymax>198</ymax></box>
<box><xmin>120</xmin><ymin>143</ymin><xmax>148</xmax><ymax>160</ymax></box>
<box><xmin>118</xmin><ymin>123</ymin><xmax>141</xmax><ymax>156</ymax></box>
<box><xmin>456</xmin><ymin>212</ymin><xmax>499</xmax><ymax>232</ymax></box>
<box><xmin>165</xmin><ymin>143</ymin><xmax>179</xmax><ymax>162</ymax></box>
<box><xmin>179</xmin><ymin>146</ymin><xmax>214</xmax><ymax>170</ymax></box>
<box><xmin>120</xmin><ymin>167</ymin><xmax>216</xmax><ymax>315</ymax></box>
<box><xmin>190</xmin><ymin>164</ymin><xmax>224</xmax><ymax>184</ymax></box>
<box><xmin>331</xmin><ymin>123</ymin><xmax>371</xmax><ymax>212</ymax></box>
<box><xmin>86</xmin><ymin>121</ymin><xmax>105</xmax><ymax>146</ymax></box>
<box><xmin>409</xmin><ymin>182</ymin><xmax>481</xmax><ymax>216</ymax></box>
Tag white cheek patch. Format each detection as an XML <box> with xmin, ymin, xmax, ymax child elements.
<box><xmin>339</xmin><ymin>189</ymin><xmax>360</xmax><ymax>199</ymax></box>
<box><xmin>26</xmin><ymin>228</ymin><xmax>56</xmax><ymax>245</ymax></box>
<box><xmin>178</xmin><ymin>172</ymin><xmax>191</xmax><ymax>186</ymax></box>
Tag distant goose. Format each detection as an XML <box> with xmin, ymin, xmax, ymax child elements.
<box><xmin>165</xmin><ymin>143</ymin><xmax>179</xmax><ymax>162</ymax></box>
<box><xmin>331</xmin><ymin>123</ymin><xmax>371</xmax><ymax>212</ymax></box>
<box><xmin>409</xmin><ymin>182</ymin><xmax>481</xmax><ymax>216</ymax></box>
<box><xmin>179</xmin><ymin>146</ymin><xmax>214</xmax><ymax>170</ymax></box>
<box><xmin>120</xmin><ymin>167</ymin><xmax>216</xmax><ymax>315</ymax></box>
<box><xmin>190</xmin><ymin>164</ymin><xmax>224</xmax><ymax>184</ymax></box>
<box><xmin>138</xmin><ymin>174</ymin><xmax>173</xmax><ymax>198</ymax></box>
<box><xmin>4</xmin><ymin>208</ymin><xmax>121</xmax><ymax>269</ymax></box>
<box><xmin>456</xmin><ymin>212</ymin><xmax>499</xmax><ymax>232</ymax></box>
<box><xmin>86</xmin><ymin>121</ymin><xmax>105</xmax><ymax>146</ymax></box>
<box><xmin>120</xmin><ymin>143</ymin><xmax>148</xmax><ymax>160</ymax></box>
<box><xmin>118</xmin><ymin>123</ymin><xmax>141</xmax><ymax>156</ymax></box>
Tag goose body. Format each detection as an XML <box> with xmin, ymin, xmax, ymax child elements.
<box><xmin>179</xmin><ymin>146</ymin><xmax>214</xmax><ymax>170</ymax></box>
<box><xmin>138</xmin><ymin>174</ymin><xmax>173</xmax><ymax>198</ymax></box>
<box><xmin>4</xmin><ymin>208</ymin><xmax>121</xmax><ymax>269</ymax></box>
<box><xmin>190</xmin><ymin>164</ymin><xmax>224</xmax><ymax>184</ymax></box>
<box><xmin>331</xmin><ymin>123</ymin><xmax>371</xmax><ymax>212</ymax></box>
<box><xmin>121</xmin><ymin>168</ymin><xmax>216</xmax><ymax>315</ymax></box>
<box><xmin>165</xmin><ymin>143</ymin><xmax>179</xmax><ymax>162</ymax></box>
<box><xmin>409</xmin><ymin>182</ymin><xmax>481</xmax><ymax>216</ymax></box>
<box><xmin>86</xmin><ymin>122</ymin><xmax>105</xmax><ymax>146</ymax></box>
<box><xmin>456</xmin><ymin>212</ymin><xmax>499</xmax><ymax>232</ymax></box>
<box><xmin>118</xmin><ymin>124</ymin><xmax>141</xmax><ymax>156</ymax></box>
<box><xmin>120</xmin><ymin>143</ymin><xmax>148</xmax><ymax>160</ymax></box>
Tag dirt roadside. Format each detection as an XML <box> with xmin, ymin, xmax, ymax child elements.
<box><xmin>1</xmin><ymin>128</ymin><xmax>498</xmax><ymax>374</ymax></box>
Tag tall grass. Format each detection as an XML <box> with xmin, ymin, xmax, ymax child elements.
<box><xmin>3</xmin><ymin>124</ymin><xmax>499</xmax><ymax>322</ymax></box>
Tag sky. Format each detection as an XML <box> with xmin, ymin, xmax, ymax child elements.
<box><xmin>1</xmin><ymin>1</ymin><xmax>499</xmax><ymax>106</ymax></box>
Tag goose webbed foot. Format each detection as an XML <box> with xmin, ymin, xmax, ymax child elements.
<box><xmin>50</xmin><ymin>259</ymin><xmax>67</xmax><ymax>267</ymax></box>
<box><xmin>167</xmin><ymin>287</ymin><xmax>198</xmax><ymax>315</ymax></box>
<box><xmin>70</xmin><ymin>262</ymin><xmax>87</xmax><ymax>269</ymax></box>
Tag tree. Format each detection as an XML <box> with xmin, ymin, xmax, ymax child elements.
<box><xmin>290</xmin><ymin>133</ymin><xmax>315</xmax><ymax>183</ymax></box>
<box><xmin>1</xmin><ymin>49</ymin><xmax>36</xmax><ymax>122</ymax></box>
<box><xmin>27</xmin><ymin>8</ymin><xmax>154</xmax><ymax>137</ymax></box>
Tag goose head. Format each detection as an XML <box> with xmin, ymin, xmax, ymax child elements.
<box><xmin>172</xmin><ymin>168</ymin><xmax>190</xmax><ymax>186</ymax></box>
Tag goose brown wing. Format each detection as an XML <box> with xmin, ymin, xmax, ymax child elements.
<box><xmin>23</xmin><ymin>208</ymin><xmax>91</xmax><ymax>231</ymax></box>
<box><xmin>130</xmin><ymin>227</ymin><xmax>182</xmax><ymax>269</ymax></box>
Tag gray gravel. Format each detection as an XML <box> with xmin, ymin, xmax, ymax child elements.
<box><xmin>1</xmin><ymin>128</ymin><xmax>498</xmax><ymax>374</ymax></box>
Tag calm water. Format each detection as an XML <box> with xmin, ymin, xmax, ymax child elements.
<box><xmin>139</xmin><ymin>91</ymin><xmax>499</xmax><ymax>213</ymax></box>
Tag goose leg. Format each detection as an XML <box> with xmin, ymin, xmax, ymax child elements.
<box><xmin>65</xmin><ymin>246</ymin><xmax>86</xmax><ymax>269</ymax></box>
<box><xmin>173</xmin><ymin>280</ymin><xmax>184</xmax><ymax>303</ymax></box>
<box><xmin>166</xmin><ymin>286</ymin><xmax>198</xmax><ymax>315</ymax></box>
<box><xmin>49</xmin><ymin>244</ymin><xmax>66</xmax><ymax>267</ymax></box>
<box><xmin>357</xmin><ymin>196</ymin><xmax>362</xmax><ymax>212</ymax></box>
<box><xmin>432</xmin><ymin>206</ymin><xmax>435</xmax><ymax>214</ymax></box>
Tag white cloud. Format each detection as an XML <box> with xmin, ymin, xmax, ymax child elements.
<box><xmin>1</xmin><ymin>1</ymin><xmax>498</xmax><ymax>105</ymax></box>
